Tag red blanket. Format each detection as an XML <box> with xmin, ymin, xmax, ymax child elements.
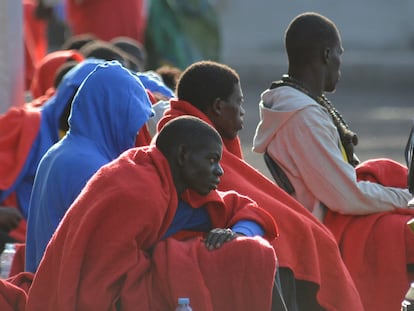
<box><xmin>0</xmin><ymin>107</ymin><xmax>41</xmax><ymax>190</ymax></box>
<box><xmin>26</xmin><ymin>146</ymin><xmax>277</xmax><ymax>311</ymax></box>
<box><xmin>29</xmin><ymin>50</ymin><xmax>84</xmax><ymax>99</ymax></box>
<box><xmin>324</xmin><ymin>158</ymin><xmax>414</xmax><ymax>311</ymax></box>
<box><xmin>23</xmin><ymin>0</ymin><xmax>47</xmax><ymax>90</ymax></box>
<box><xmin>0</xmin><ymin>107</ymin><xmax>40</xmax><ymax>241</ymax></box>
<box><xmin>0</xmin><ymin>279</ymin><xmax>27</xmax><ymax>311</ymax></box>
<box><xmin>158</xmin><ymin>99</ymin><xmax>364</xmax><ymax>311</ymax></box>
<box><xmin>66</xmin><ymin>0</ymin><xmax>146</xmax><ymax>43</ymax></box>
<box><xmin>7</xmin><ymin>271</ymin><xmax>34</xmax><ymax>295</ymax></box>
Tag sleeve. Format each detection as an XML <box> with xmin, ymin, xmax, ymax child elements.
<box><xmin>270</xmin><ymin>106</ymin><xmax>411</xmax><ymax>215</ymax></box>
<box><xmin>231</xmin><ymin>220</ymin><xmax>264</xmax><ymax>237</ymax></box>
<box><xmin>219</xmin><ymin>191</ymin><xmax>278</xmax><ymax>241</ymax></box>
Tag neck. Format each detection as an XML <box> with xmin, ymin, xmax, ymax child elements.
<box><xmin>287</xmin><ymin>69</ymin><xmax>324</xmax><ymax>98</ymax></box>
<box><xmin>281</xmin><ymin>75</ymin><xmax>322</xmax><ymax>101</ymax></box>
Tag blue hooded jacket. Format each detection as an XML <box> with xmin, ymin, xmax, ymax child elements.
<box><xmin>26</xmin><ymin>61</ymin><xmax>154</xmax><ymax>272</ymax></box>
<box><xmin>0</xmin><ymin>59</ymin><xmax>104</xmax><ymax>219</ymax></box>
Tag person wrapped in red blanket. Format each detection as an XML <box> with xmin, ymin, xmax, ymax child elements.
<box><xmin>157</xmin><ymin>60</ymin><xmax>363</xmax><ymax>311</ymax></box>
<box><xmin>0</xmin><ymin>278</ymin><xmax>27</xmax><ymax>311</ymax></box>
<box><xmin>26</xmin><ymin>116</ymin><xmax>280</xmax><ymax>311</ymax></box>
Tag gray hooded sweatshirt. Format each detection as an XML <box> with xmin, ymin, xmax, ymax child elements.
<box><xmin>253</xmin><ymin>85</ymin><xmax>411</xmax><ymax>221</ymax></box>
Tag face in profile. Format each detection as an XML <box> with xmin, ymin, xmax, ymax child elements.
<box><xmin>180</xmin><ymin>138</ymin><xmax>224</xmax><ymax>196</ymax></box>
<box><xmin>214</xmin><ymin>82</ymin><xmax>245</xmax><ymax>140</ymax></box>
<box><xmin>325</xmin><ymin>34</ymin><xmax>343</xmax><ymax>93</ymax></box>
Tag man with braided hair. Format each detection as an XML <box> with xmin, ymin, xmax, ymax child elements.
<box><xmin>253</xmin><ymin>11</ymin><xmax>414</xmax><ymax>311</ymax></box>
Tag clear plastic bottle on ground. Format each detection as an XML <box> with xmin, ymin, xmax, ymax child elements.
<box><xmin>174</xmin><ymin>297</ymin><xmax>193</xmax><ymax>311</ymax></box>
<box><xmin>0</xmin><ymin>243</ymin><xmax>16</xmax><ymax>279</ymax></box>
<box><xmin>402</xmin><ymin>283</ymin><xmax>414</xmax><ymax>310</ymax></box>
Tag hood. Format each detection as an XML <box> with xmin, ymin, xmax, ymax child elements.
<box><xmin>253</xmin><ymin>85</ymin><xmax>318</xmax><ymax>153</ymax></box>
<box><xmin>39</xmin><ymin>59</ymin><xmax>105</xmax><ymax>143</ymax></box>
<box><xmin>68</xmin><ymin>61</ymin><xmax>154</xmax><ymax>159</ymax></box>
<box><xmin>30</xmin><ymin>49</ymin><xmax>84</xmax><ymax>98</ymax></box>
<box><xmin>136</xmin><ymin>71</ymin><xmax>175</xmax><ymax>99</ymax></box>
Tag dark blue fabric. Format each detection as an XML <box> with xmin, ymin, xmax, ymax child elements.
<box><xmin>231</xmin><ymin>220</ymin><xmax>264</xmax><ymax>237</ymax></box>
<box><xmin>26</xmin><ymin>61</ymin><xmax>154</xmax><ymax>273</ymax></box>
<box><xmin>162</xmin><ymin>200</ymin><xmax>212</xmax><ymax>239</ymax></box>
<box><xmin>162</xmin><ymin>200</ymin><xmax>265</xmax><ymax>240</ymax></box>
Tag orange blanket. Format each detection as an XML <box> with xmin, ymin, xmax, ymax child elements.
<box><xmin>325</xmin><ymin>158</ymin><xmax>414</xmax><ymax>311</ymax></box>
<box><xmin>26</xmin><ymin>146</ymin><xmax>277</xmax><ymax>311</ymax></box>
<box><xmin>158</xmin><ymin>99</ymin><xmax>364</xmax><ymax>311</ymax></box>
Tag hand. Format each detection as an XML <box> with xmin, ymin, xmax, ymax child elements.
<box><xmin>204</xmin><ymin>228</ymin><xmax>240</xmax><ymax>250</ymax></box>
<box><xmin>0</xmin><ymin>207</ymin><xmax>23</xmax><ymax>231</ymax></box>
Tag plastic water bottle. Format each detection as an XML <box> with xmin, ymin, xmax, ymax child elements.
<box><xmin>0</xmin><ymin>243</ymin><xmax>16</xmax><ymax>279</ymax></box>
<box><xmin>402</xmin><ymin>283</ymin><xmax>414</xmax><ymax>310</ymax></box>
<box><xmin>174</xmin><ymin>297</ymin><xmax>193</xmax><ymax>311</ymax></box>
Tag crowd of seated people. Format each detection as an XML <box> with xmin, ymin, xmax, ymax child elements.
<box><xmin>0</xmin><ymin>5</ymin><xmax>413</xmax><ymax>311</ymax></box>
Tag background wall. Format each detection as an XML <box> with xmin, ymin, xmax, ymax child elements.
<box><xmin>212</xmin><ymin>1</ymin><xmax>414</xmax><ymax>174</ymax></box>
<box><xmin>0</xmin><ymin>1</ymin><xmax>23</xmax><ymax>114</ymax></box>
<box><xmin>216</xmin><ymin>0</ymin><xmax>414</xmax><ymax>86</ymax></box>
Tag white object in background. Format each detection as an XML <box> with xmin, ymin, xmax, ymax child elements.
<box><xmin>0</xmin><ymin>1</ymin><xmax>24</xmax><ymax>114</ymax></box>
<box><xmin>0</xmin><ymin>243</ymin><xmax>16</xmax><ymax>279</ymax></box>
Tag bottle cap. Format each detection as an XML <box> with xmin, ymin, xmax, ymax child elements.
<box><xmin>178</xmin><ymin>297</ymin><xmax>190</xmax><ymax>305</ymax></box>
<box><xmin>4</xmin><ymin>243</ymin><xmax>15</xmax><ymax>251</ymax></box>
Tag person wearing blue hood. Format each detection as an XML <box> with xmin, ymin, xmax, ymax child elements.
<box><xmin>0</xmin><ymin>59</ymin><xmax>104</xmax><ymax>220</ymax></box>
<box><xmin>25</xmin><ymin>61</ymin><xmax>154</xmax><ymax>273</ymax></box>
<box><xmin>0</xmin><ymin>59</ymin><xmax>104</xmax><ymax>256</ymax></box>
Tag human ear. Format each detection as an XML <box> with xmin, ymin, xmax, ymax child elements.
<box><xmin>211</xmin><ymin>98</ymin><xmax>223</xmax><ymax>116</ymax></box>
<box><xmin>176</xmin><ymin>144</ymin><xmax>188</xmax><ymax>166</ymax></box>
<box><xmin>323</xmin><ymin>47</ymin><xmax>330</xmax><ymax>64</ymax></box>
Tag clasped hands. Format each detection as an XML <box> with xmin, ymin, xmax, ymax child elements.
<box><xmin>204</xmin><ymin>228</ymin><xmax>243</xmax><ymax>251</ymax></box>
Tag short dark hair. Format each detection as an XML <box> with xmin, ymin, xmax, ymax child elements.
<box><xmin>61</xmin><ymin>33</ymin><xmax>98</xmax><ymax>51</ymax></box>
<box><xmin>79</xmin><ymin>40</ymin><xmax>127</xmax><ymax>66</ymax></box>
<box><xmin>54</xmin><ymin>61</ymin><xmax>79</xmax><ymax>88</ymax></box>
<box><xmin>285</xmin><ymin>12</ymin><xmax>340</xmax><ymax>65</ymax></box>
<box><xmin>176</xmin><ymin>61</ymin><xmax>239</xmax><ymax>113</ymax></box>
<box><xmin>156</xmin><ymin>116</ymin><xmax>222</xmax><ymax>158</ymax></box>
<box><xmin>155</xmin><ymin>65</ymin><xmax>182</xmax><ymax>91</ymax></box>
<box><xmin>111</xmin><ymin>36</ymin><xmax>147</xmax><ymax>72</ymax></box>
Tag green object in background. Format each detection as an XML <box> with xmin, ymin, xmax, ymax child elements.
<box><xmin>145</xmin><ymin>0</ymin><xmax>221</xmax><ymax>70</ymax></box>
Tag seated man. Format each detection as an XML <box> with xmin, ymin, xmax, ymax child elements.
<box><xmin>158</xmin><ymin>60</ymin><xmax>364</xmax><ymax>311</ymax></box>
<box><xmin>26</xmin><ymin>116</ymin><xmax>280</xmax><ymax>311</ymax></box>
<box><xmin>252</xmin><ymin>12</ymin><xmax>414</xmax><ymax>311</ymax></box>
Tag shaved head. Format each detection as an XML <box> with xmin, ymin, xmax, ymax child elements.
<box><xmin>156</xmin><ymin>116</ymin><xmax>222</xmax><ymax>158</ymax></box>
<box><xmin>285</xmin><ymin>12</ymin><xmax>340</xmax><ymax>66</ymax></box>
